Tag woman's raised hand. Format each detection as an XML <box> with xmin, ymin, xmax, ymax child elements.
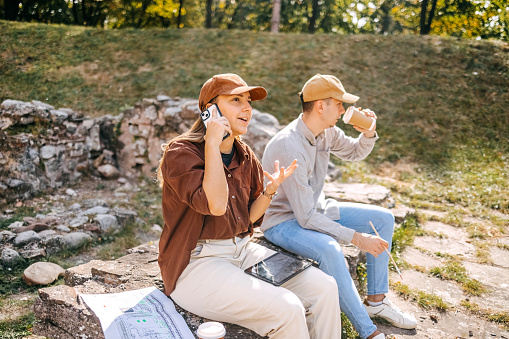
<box><xmin>204</xmin><ymin>106</ymin><xmax>232</xmax><ymax>145</ymax></box>
<box><xmin>263</xmin><ymin>159</ymin><xmax>298</xmax><ymax>194</ymax></box>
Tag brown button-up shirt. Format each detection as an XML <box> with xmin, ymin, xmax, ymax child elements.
<box><xmin>158</xmin><ymin>138</ymin><xmax>264</xmax><ymax>295</ymax></box>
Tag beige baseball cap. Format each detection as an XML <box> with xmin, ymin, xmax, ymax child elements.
<box><xmin>301</xmin><ymin>74</ymin><xmax>359</xmax><ymax>103</ymax></box>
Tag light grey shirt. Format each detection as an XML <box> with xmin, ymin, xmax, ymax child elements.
<box><xmin>261</xmin><ymin>114</ymin><xmax>379</xmax><ymax>245</ymax></box>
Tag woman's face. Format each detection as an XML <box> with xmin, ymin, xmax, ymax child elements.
<box><xmin>215</xmin><ymin>92</ymin><xmax>253</xmax><ymax>137</ymax></box>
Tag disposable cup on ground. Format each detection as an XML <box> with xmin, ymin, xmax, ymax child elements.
<box><xmin>197</xmin><ymin>322</ymin><xmax>226</xmax><ymax>339</ymax></box>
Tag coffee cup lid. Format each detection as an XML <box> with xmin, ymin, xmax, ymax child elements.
<box><xmin>343</xmin><ymin>106</ymin><xmax>355</xmax><ymax>124</ymax></box>
<box><xmin>197</xmin><ymin>322</ymin><xmax>226</xmax><ymax>339</ymax></box>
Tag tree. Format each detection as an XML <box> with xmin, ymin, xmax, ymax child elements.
<box><xmin>271</xmin><ymin>0</ymin><xmax>281</xmax><ymax>33</ymax></box>
<box><xmin>420</xmin><ymin>0</ymin><xmax>438</xmax><ymax>34</ymax></box>
<box><xmin>308</xmin><ymin>0</ymin><xmax>319</xmax><ymax>33</ymax></box>
<box><xmin>205</xmin><ymin>0</ymin><xmax>212</xmax><ymax>28</ymax></box>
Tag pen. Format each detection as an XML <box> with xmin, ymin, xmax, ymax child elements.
<box><xmin>369</xmin><ymin>221</ymin><xmax>403</xmax><ymax>281</ymax></box>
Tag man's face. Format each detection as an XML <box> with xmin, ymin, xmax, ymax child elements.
<box><xmin>322</xmin><ymin>98</ymin><xmax>345</xmax><ymax>128</ymax></box>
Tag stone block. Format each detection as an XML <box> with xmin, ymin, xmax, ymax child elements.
<box><xmin>33</xmin><ymin>285</ymin><xmax>104</xmax><ymax>339</ymax></box>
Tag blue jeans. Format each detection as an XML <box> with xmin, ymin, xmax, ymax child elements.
<box><xmin>263</xmin><ymin>202</ymin><xmax>395</xmax><ymax>339</ymax></box>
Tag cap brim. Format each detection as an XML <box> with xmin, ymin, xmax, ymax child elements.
<box><xmin>337</xmin><ymin>92</ymin><xmax>359</xmax><ymax>104</ymax></box>
<box><xmin>225</xmin><ymin>86</ymin><xmax>268</xmax><ymax>101</ymax></box>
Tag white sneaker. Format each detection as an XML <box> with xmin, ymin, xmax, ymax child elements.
<box><xmin>371</xmin><ymin>333</ymin><xmax>385</xmax><ymax>339</ymax></box>
<box><xmin>364</xmin><ymin>297</ymin><xmax>417</xmax><ymax>329</ymax></box>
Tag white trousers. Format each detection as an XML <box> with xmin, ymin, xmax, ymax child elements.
<box><xmin>170</xmin><ymin>237</ymin><xmax>342</xmax><ymax>339</ymax></box>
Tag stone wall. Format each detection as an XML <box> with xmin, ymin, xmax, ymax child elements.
<box><xmin>0</xmin><ymin>99</ymin><xmax>122</xmax><ymax>204</ymax></box>
<box><xmin>0</xmin><ymin>97</ymin><xmax>281</xmax><ymax>204</ymax></box>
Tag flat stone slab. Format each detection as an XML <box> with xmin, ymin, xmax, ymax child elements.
<box><xmin>401</xmin><ymin>247</ymin><xmax>442</xmax><ymax>270</ymax></box>
<box><xmin>413</xmin><ymin>235</ymin><xmax>476</xmax><ymax>258</ymax></box>
<box><xmin>376</xmin><ymin>286</ymin><xmax>509</xmax><ymax>338</ymax></box>
<box><xmin>323</xmin><ymin>182</ymin><xmax>391</xmax><ymax>205</ymax></box>
<box><xmin>421</xmin><ymin>221</ymin><xmax>471</xmax><ymax>241</ymax></box>
<box><xmin>490</xmin><ymin>246</ymin><xmax>509</xmax><ymax>268</ymax></box>
<box><xmin>391</xmin><ymin>269</ymin><xmax>509</xmax><ymax>323</ymax></box>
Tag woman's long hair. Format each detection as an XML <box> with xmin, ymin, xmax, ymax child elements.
<box><xmin>156</xmin><ymin>117</ymin><xmax>206</xmax><ymax>187</ymax></box>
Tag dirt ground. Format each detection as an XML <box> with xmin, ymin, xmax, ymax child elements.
<box><xmin>2</xmin><ymin>175</ymin><xmax>508</xmax><ymax>339</ymax></box>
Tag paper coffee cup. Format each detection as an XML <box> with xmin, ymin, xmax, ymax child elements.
<box><xmin>343</xmin><ymin>106</ymin><xmax>376</xmax><ymax>131</ymax></box>
<box><xmin>197</xmin><ymin>322</ymin><xmax>226</xmax><ymax>339</ymax></box>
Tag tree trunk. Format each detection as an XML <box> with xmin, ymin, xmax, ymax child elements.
<box><xmin>205</xmin><ymin>0</ymin><xmax>212</xmax><ymax>28</ymax></box>
<box><xmin>3</xmin><ymin>0</ymin><xmax>21</xmax><ymax>20</ymax></box>
<box><xmin>177</xmin><ymin>0</ymin><xmax>184</xmax><ymax>28</ymax></box>
<box><xmin>420</xmin><ymin>0</ymin><xmax>437</xmax><ymax>35</ymax></box>
<box><xmin>308</xmin><ymin>0</ymin><xmax>319</xmax><ymax>34</ymax></box>
<box><xmin>379</xmin><ymin>0</ymin><xmax>392</xmax><ymax>34</ymax></box>
<box><xmin>271</xmin><ymin>0</ymin><xmax>281</xmax><ymax>33</ymax></box>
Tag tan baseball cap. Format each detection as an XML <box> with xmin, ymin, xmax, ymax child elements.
<box><xmin>301</xmin><ymin>74</ymin><xmax>359</xmax><ymax>103</ymax></box>
<box><xmin>198</xmin><ymin>74</ymin><xmax>267</xmax><ymax>111</ymax></box>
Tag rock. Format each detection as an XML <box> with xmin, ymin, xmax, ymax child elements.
<box><xmin>38</xmin><ymin>230</ymin><xmax>57</xmax><ymax>239</ymax></box>
<box><xmin>33</xmin><ymin>285</ymin><xmax>105</xmax><ymax>339</ymax></box>
<box><xmin>111</xmin><ymin>207</ymin><xmax>137</xmax><ymax>225</ymax></box>
<box><xmin>94</xmin><ymin>214</ymin><xmax>120</xmax><ymax>233</ymax></box>
<box><xmin>40</xmin><ymin>145</ymin><xmax>58</xmax><ymax>160</ymax></box>
<box><xmin>23</xmin><ymin>262</ymin><xmax>65</xmax><ymax>286</ymax></box>
<box><xmin>42</xmin><ymin>235</ymin><xmax>63</xmax><ymax>253</ymax></box>
<box><xmin>56</xmin><ymin>225</ymin><xmax>71</xmax><ymax>232</ymax></box>
<box><xmin>8</xmin><ymin>180</ymin><xmax>27</xmax><ymax>189</ymax></box>
<box><xmin>62</xmin><ymin>232</ymin><xmax>92</xmax><ymax>250</ymax></box>
<box><xmin>19</xmin><ymin>246</ymin><xmax>46</xmax><ymax>259</ymax></box>
<box><xmin>65</xmin><ymin>188</ymin><xmax>77</xmax><ymax>197</ymax></box>
<box><xmin>68</xmin><ymin>203</ymin><xmax>81</xmax><ymax>211</ymax></box>
<box><xmin>13</xmin><ymin>230</ymin><xmax>40</xmax><ymax>246</ymax></box>
<box><xmin>0</xmin><ymin>230</ymin><xmax>16</xmax><ymax>242</ymax></box>
<box><xmin>69</xmin><ymin>216</ymin><xmax>88</xmax><ymax>228</ymax></box>
<box><xmin>97</xmin><ymin>164</ymin><xmax>120</xmax><ymax>179</ymax></box>
<box><xmin>1</xmin><ymin>248</ymin><xmax>25</xmax><ymax>267</ymax></box>
<box><xmin>151</xmin><ymin>224</ymin><xmax>162</xmax><ymax>233</ymax></box>
<box><xmin>8</xmin><ymin>221</ymin><xmax>24</xmax><ymax>230</ymax></box>
<box><xmin>81</xmin><ymin>206</ymin><xmax>110</xmax><ymax>216</ymax></box>
<box><xmin>49</xmin><ymin>109</ymin><xmax>69</xmax><ymax>124</ymax></box>
<box><xmin>157</xmin><ymin>95</ymin><xmax>171</xmax><ymax>101</ymax></box>
<box><xmin>323</xmin><ymin>182</ymin><xmax>391</xmax><ymax>205</ymax></box>
<box><xmin>13</xmin><ymin>223</ymin><xmax>49</xmax><ymax>233</ymax></box>
<box><xmin>117</xmin><ymin>177</ymin><xmax>128</xmax><ymax>184</ymax></box>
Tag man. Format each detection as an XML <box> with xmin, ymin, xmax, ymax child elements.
<box><xmin>261</xmin><ymin>74</ymin><xmax>417</xmax><ymax>339</ymax></box>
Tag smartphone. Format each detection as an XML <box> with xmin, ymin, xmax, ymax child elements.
<box><xmin>200</xmin><ymin>104</ymin><xmax>230</xmax><ymax>140</ymax></box>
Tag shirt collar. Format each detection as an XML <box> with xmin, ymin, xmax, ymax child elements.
<box><xmin>297</xmin><ymin>113</ymin><xmax>325</xmax><ymax>146</ymax></box>
<box><xmin>229</xmin><ymin>138</ymin><xmax>249</xmax><ymax>168</ymax></box>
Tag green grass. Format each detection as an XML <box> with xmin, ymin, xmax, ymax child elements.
<box><xmin>0</xmin><ymin>206</ymin><xmax>36</xmax><ymax>230</ymax></box>
<box><xmin>391</xmin><ymin>281</ymin><xmax>449</xmax><ymax>312</ymax></box>
<box><xmin>461</xmin><ymin>300</ymin><xmax>509</xmax><ymax>327</ymax></box>
<box><xmin>1</xmin><ymin>20</ymin><xmax>508</xmax><ymax>219</ymax></box>
<box><xmin>391</xmin><ymin>213</ymin><xmax>423</xmax><ymax>256</ymax></box>
<box><xmin>429</xmin><ymin>260</ymin><xmax>488</xmax><ymax>296</ymax></box>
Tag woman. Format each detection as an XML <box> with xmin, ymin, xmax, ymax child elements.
<box><xmin>157</xmin><ymin>73</ymin><xmax>342</xmax><ymax>338</ymax></box>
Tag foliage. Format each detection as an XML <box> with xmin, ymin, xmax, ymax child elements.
<box><xmin>0</xmin><ymin>21</ymin><xmax>508</xmax><ymax>220</ymax></box>
<box><xmin>0</xmin><ymin>0</ymin><xmax>507</xmax><ymax>40</ymax></box>
<box><xmin>341</xmin><ymin>312</ymin><xmax>361</xmax><ymax>339</ymax></box>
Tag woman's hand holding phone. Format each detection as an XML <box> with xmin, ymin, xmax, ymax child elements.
<box><xmin>203</xmin><ymin>105</ymin><xmax>232</xmax><ymax>146</ymax></box>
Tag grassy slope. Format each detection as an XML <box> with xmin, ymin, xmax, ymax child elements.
<box><xmin>1</xmin><ymin>20</ymin><xmax>508</xmax><ymax>216</ymax></box>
